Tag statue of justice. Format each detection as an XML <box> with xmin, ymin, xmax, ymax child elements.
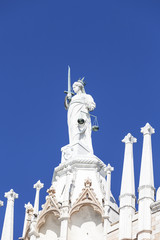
<box><xmin>64</xmin><ymin>66</ymin><xmax>98</xmax><ymax>154</ymax></box>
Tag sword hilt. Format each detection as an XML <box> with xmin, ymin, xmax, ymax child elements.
<box><xmin>64</xmin><ymin>91</ymin><xmax>74</xmax><ymax>96</ymax></box>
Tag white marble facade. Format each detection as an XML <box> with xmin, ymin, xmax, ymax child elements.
<box><xmin>2</xmin><ymin>72</ymin><xmax>160</xmax><ymax>240</ymax></box>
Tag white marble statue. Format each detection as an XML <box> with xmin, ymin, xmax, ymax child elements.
<box><xmin>65</xmin><ymin>68</ymin><xmax>96</xmax><ymax>153</ymax></box>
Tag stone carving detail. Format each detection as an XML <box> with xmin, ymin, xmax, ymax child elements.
<box><xmin>36</xmin><ymin>186</ymin><xmax>60</xmax><ymax>230</ymax></box>
<box><xmin>61</xmin><ymin>145</ymin><xmax>74</xmax><ymax>162</ymax></box>
<box><xmin>55</xmin><ymin>155</ymin><xmax>106</xmax><ymax>173</ymax></box>
<box><xmin>22</xmin><ymin>203</ymin><xmax>34</xmax><ymax>239</ymax></box>
<box><xmin>65</xmin><ymin>78</ymin><xmax>96</xmax><ymax>154</ymax></box>
<box><xmin>70</xmin><ymin>178</ymin><xmax>103</xmax><ymax>216</ymax></box>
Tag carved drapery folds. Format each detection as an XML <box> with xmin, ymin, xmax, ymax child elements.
<box><xmin>70</xmin><ymin>178</ymin><xmax>103</xmax><ymax>217</ymax></box>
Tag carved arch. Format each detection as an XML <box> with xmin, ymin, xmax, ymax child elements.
<box><xmin>37</xmin><ymin>193</ymin><xmax>60</xmax><ymax>231</ymax></box>
<box><xmin>70</xmin><ymin>179</ymin><xmax>104</xmax><ymax>217</ymax></box>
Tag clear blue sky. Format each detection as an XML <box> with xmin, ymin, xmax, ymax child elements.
<box><xmin>0</xmin><ymin>0</ymin><xmax>160</xmax><ymax>238</ymax></box>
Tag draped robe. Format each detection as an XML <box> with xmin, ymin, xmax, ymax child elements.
<box><xmin>67</xmin><ymin>93</ymin><xmax>96</xmax><ymax>153</ymax></box>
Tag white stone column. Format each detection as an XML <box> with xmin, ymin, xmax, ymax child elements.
<box><xmin>119</xmin><ymin>133</ymin><xmax>136</xmax><ymax>240</ymax></box>
<box><xmin>33</xmin><ymin>180</ymin><xmax>44</xmax><ymax>216</ymax></box>
<box><xmin>138</xmin><ymin>123</ymin><xmax>155</xmax><ymax>240</ymax></box>
<box><xmin>106</xmin><ymin>164</ymin><xmax>114</xmax><ymax>205</ymax></box>
<box><xmin>103</xmin><ymin>164</ymin><xmax>114</xmax><ymax>240</ymax></box>
<box><xmin>59</xmin><ymin>166</ymin><xmax>71</xmax><ymax>240</ymax></box>
<box><xmin>1</xmin><ymin>189</ymin><xmax>18</xmax><ymax>240</ymax></box>
<box><xmin>21</xmin><ymin>202</ymin><xmax>33</xmax><ymax>239</ymax></box>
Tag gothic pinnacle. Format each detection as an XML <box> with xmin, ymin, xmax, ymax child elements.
<box><xmin>120</xmin><ymin>133</ymin><xmax>137</xmax><ymax>196</ymax></box>
<box><xmin>33</xmin><ymin>180</ymin><xmax>44</xmax><ymax>216</ymax></box>
<box><xmin>1</xmin><ymin>189</ymin><xmax>18</xmax><ymax>240</ymax></box>
<box><xmin>119</xmin><ymin>133</ymin><xmax>136</xmax><ymax>240</ymax></box>
<box><xmin>138</xmin><ymin>123</ymin><xmax>155</xmax><ymax>240</ymax></box>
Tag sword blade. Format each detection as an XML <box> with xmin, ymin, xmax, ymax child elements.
<box><xmin>68</xmin><ymin>65</ymin><xmax>71</xmax><ymax>98</ymax></box>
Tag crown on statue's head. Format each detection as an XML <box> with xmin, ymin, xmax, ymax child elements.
<box><xmin>78</xmin><ymin>77</ymin><xmax>86</xmax><ymax>86</ymax></box>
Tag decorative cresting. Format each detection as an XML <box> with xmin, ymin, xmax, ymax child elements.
<box><xmin>70</xmin><ymin>178</ymin><xmax>104</xmax><ymax>217</ymax></box>
<box><xmin>36</xmin><ymin>185</ymin><xmax>60</xmax><ymax>231</ymax></box>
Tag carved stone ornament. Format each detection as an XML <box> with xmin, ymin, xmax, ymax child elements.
<box><xmin>47</xmin><ymin>185</ymin><xmax>56</xmax><ymax>196</ymax></box>
<box><xmin>61</xmin><ymin>145</ymin><xmax>74</xmax><ymax>162</ymax></box>
<box><xmin>70</xmin><ymin>179</ymin><xmax>104</xmax><ymax>217</ymax></box>
<box><xmin>84</xmin><ymin>178</ymin><xmax>92</xmax><ymax>187</ymax></box>
<box><xmin>28</xmin><ymin>216</ymin><xmax>39</xmax><ymax>238</ymax></box>
<box><xmin>20</xmin><ymin>204</ymin><xmax>34</xmax><ymax>240</ymax></box>
<box><xmin>36</xmin><ymin>186</ymin><xmax>60</xmax><ymax>231</ymax></box>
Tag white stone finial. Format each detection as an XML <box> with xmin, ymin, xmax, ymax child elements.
<box><xmin>4</xmin><ymin>189</ymin><xmax>18</xmax><ymax>201</ymax></box>
<box><xmin>0</xmin><ymin>200</ymin><xmax>3</xmax><ymax>207</ymax></box>
<box><xmin>33</xmin><ymin>180</ymin><xmax>44</xmax><ymax>216</ymax></box>
<box><xmin>1</xmin><ymin>189</ymin><xmax>18</xmax><ymax>240</ymax></box>
<box><xmin>105</xmin><ymin>164</ymin><xmax>114</xmax><ymax>174</ymax></box>
<box><xmin>141</xmin><ymin>122</ymin><xmax>155</xmax><ymax>135</ymax></box>
<box><xmin>33</xmin><ymin>180</ymin><xmax>44</xmax><ymax>190</ymax></box>
<box><xmin>122</xmin><ymin>133</ymin><xmax>137</xmax><ymax>144</ymax></box>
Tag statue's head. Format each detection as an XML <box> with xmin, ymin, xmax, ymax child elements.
<box><xmin>73</xmin><ymin>78</ymin><xmax>86</xmax><ymax>94</ymax></box>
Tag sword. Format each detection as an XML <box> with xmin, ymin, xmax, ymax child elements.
<box><xmin>64</xmin><ymin>66</ymin><xmax>74</xmax><ymax>100</ymax></box>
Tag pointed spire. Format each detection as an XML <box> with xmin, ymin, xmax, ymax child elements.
<box><xmin>138</xmin><ymin>123</ymin><xmax>155</xmax><ymax>240</ymax></box>
<box><xmin>120</xmin><ymin>133</ymin><xmax>137</xmax><ymax>196</ymax></box>
<box><xmin>1</xmin><ymin>189</ymin><xmax>18</xmax><ymax>240</ymax></box>
<box><xmin>139</xmin><ymin>123</ymin><xmax>155</xmax><ymax>187</ymax></box>
<box><xmin>33</xmin><ymin>180</ymin><xmax>44</xmax><ymax>216</ymax></box>
<box><xmin>119</xmin><ymin>133</ymin><xmax>136</xmax><ymax>240</ymax></box>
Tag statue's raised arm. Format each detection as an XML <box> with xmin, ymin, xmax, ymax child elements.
<box><xmin>66</xmin><ymin>76</ymin><xmax>96</xmax><ymax>154</ymax></box>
